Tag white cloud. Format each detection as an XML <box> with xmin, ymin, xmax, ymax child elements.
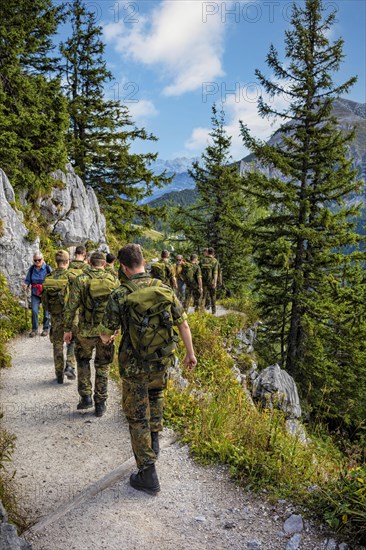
<box><xmin>127</xmin><ymin>99</ymin><xmax>158</xmax><ymax>121</ymax></box>
<box><xmin>185</xmin><ymin>127</ymin><xmax>211</xmax><ymax>151</ymax></box>
<box><xmin>185</xmin><ymin>85</ymin><xmax>290</xmax><ymax>159</ymax></box>
<box><xmin>103</xmin><ymin>1</ymin><xmax>226</xmax><ymax>96</ymax></box>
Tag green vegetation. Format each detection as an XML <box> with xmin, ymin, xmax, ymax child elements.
<box><xmin>0</xmin><ymin>274</ymin><xmax>29</xmax><ymax>368</ymax></box>
<box><xmin>165</xmin><ymin>311</ymin><xmax>365</xmax><ymax>544</ymax></box>
<box><xmin>239</xmin><ymin>0</ymin><xmax>365</xmax><ymax>439</ymax></box>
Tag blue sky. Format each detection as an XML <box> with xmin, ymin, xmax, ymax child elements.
<box><xmin>65</xmin><ymin>0</ymin><xmax>366</xmax><ymax>161</ymax></box>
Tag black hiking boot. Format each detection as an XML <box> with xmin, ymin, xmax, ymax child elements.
<box><xmin>151</xmin><ymin>432</ymin><xmax>160</xmax><ymax>457</ymax></box>
<box><xmin>130</xmin><ymin>464</ymin><xmax>160</xmax><ymax>495</ymax></box>
<box><xmin>95</xmin><ymin>401</ymin><xmax>106</xmax><ymax>417</ymax></box>
<box><xmin>64</xmin><ymin>365</ymin><xmax>76</xmax><ymax>380</ymax></box>
<box><xmin>57</xmin><ymin>373</ymin><xmax>64</xmax><ymax>384</ymax></box>
<box><xmin>77</xmin><ymin>395</ymin><xmax>93</xmax><ymax>410</ymax></box>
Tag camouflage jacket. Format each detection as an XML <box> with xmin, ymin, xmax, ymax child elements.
<box><xmin>69</xmin><ymin>260</ymin><xmax>88</xmax><ymax>271</ymax></box>
<box><xmin>105</xmin><ymin>264</ymin><xmax>118</xmax><ymax>279</ymax></box>
<box><xmin>64</xmin><ymin>266</ymin><xmax>119</xmax><ymax>337</ymax></box>
<box><xmin>200</xmin><ymin>256</ymin><xmax>219</xmax><ymax>285</ymax></box>
<box><xmin>99</xmin><ymin>273</ymin><xmax>187</xmax><ymax>375</ymax></box>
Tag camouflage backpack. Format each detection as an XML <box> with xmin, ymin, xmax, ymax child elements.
<box><xmin>180</xmin><ymin>262</ymin><xmax>195</xmax><ymax>285</ymax></box>
<box><xmin>42</xmin><ymin>271</ymin><xmax>71</xmax><ymax>315</ymax></box>
<box><xmin>120</xmin><ymin>279</ymin><xmax>178</xmax><ymax>367</ymax></box>
<box><xmin>200</xmin><ymin>256</ymin><xmax>215</xmax><ymax>284</ymax></box>
<box><xmin>150</xmin><ymin>261</ymin><xmax>168</xmax><ymax>283</ymax></box>
<box><xmin>84</xmin><ymin>272</ymin><xmax>117</xmax><ymax>326</ymax></box>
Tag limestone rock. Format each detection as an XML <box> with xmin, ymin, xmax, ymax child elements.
<box><xmin>0</xmin><ymin>523</ymin><xmax>33</xmax><ymax>550</ymax></box>
<box><xmin>251</xmin><ymin>364</ymin><xmax>302</xmax><ymax>419</ymax></box>
<box><xmin>0</xmin><ymin>165</ymin><xmax>108</xmax><ymax>295</ymax></box>
<box><xmin>0</xmin><ymin>169</ymin><xmax>39</xmax><ymax>295</ymax></box>
<box><xmin>38</xmin><ymin>164</ymin><xmax>108</xmax><ymax>249</ymax></box>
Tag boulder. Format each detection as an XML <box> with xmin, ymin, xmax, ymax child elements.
<box><xmin>251</xmin><ymin>364</ymin><xmax>302</xmax><ymax>419</ymax></box>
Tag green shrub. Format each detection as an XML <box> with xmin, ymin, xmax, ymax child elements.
<box><xmin>309</xmin><ymin>465</ymin><xmax>366</xmax><ymax>545</ymax></box>
<box><xmin>165</xmin><ymin>310</ymin><xmax>365</xmax><ymax>542</ymax></box>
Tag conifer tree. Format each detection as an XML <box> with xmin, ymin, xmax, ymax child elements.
<box><xmin>173</xmin><ymin>105</ymin><xmax>256</xmax><ymax>292</ymax></box>
<box><xmin>60</xmin><ymin>0</ymin><xmax>170</xmax><ymax>239</ymax></box>
<box><xmin>240</xmin><ymin>0</ymin><xmax>362</xmax><ymax>410</ymax></box>
<box><xmin>0</xmin><ymin>0</ymin><xmax>68</xmax><ymax>194</ymax></box>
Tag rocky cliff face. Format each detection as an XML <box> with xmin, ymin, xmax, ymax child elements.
<box><xmin>0</xmin><ymin>164</ymin><xmax>108</xmax><ymax>295</ymax></box>
<box><xmin>38</xmin><ymin>164</ymin><xmax>108</xmax><ymax>248</ymax></box>
<box><xmin>0</xmin><ymin>169</ymin><xmax>39</xmax><ymax>295</ymax></box>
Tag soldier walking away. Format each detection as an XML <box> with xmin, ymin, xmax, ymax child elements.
<box><xmin>200</xmin><ymin>247</ymin><xmax>219</xmax><ymax>314</ymax></box>
<box><xmin>63</xmin><ymin>251</ymin><xmax>119</xmax><ymax>417</ymax></box>
<box><xmin>23</xmin><ymin>253</ymin><xmax>51</xmax><ymax>337</ymax></box>
<box><xmin>174</xmin><ymin>254</ymin><xmax>186</xmax><ymax>302</ymax></box>
<box><xmin>99</xmin><ymin>244</ymin><xmax>197</xmax><ymax>495</ymax></box>
<box><xmin>66</xmin><ymin>245</ymin><xmax>88</xmax><ymax>374</ymax></box>
<box><xmin>42</xmin><ymin>250</ymin><xmax>77</xmax><ymax>384</ymax></box>
<box><xmin>69</xmin><ymin>245</ymin><xmax>88</xmax><ymax>271</ymax></box>
<box><xmin>105</xmin><ymin>253</ymin><xmax>118</xmax><ymax>279</ymax></box>
<box><xmin>150</xmin><ymin>250</ymin><xmax>177</xmax><ymax>289</ymax></box>
<box><xmin>182</xmin><ymin>254</ymin><xmax>203</xmax><ymax>312</ymax></box>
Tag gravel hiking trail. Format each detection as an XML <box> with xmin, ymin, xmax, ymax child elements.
<box><xmin>1</xmin><ymin>323</ymin><xmax>349</xmax><ymax>550</ymax></box>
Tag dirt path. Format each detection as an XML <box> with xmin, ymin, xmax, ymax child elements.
<box><xmin>1</xmin><ymin>331</ymin><xmax>350</xmax><ymax>550</ymax></box>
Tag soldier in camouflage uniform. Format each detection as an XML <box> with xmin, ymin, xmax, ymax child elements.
<box><xmin>150</xmin><ymin>250</ymin><xmax>177</xmax><ymax>289</ymax></box>
<box><xmin>69</xmin><ymin>245</ymin><xmax>88</xmax><ymax>271</ymax></box>
<box><xmin>183</xmin><ymin>254</ymin><xmax>203</xmax><ymax>312</ymax></box>
<box><xmin>105</xmin><ymin>252</ymin><xmax>118</xmax><ymax>279</ymax></box>
<box><xmin>99</xmin><ymin>243</ymin><xmax>197</xmax><ymax>495</ymax></box>
<box><xmin>201</xmin><ymin>247</ymin><xmax>219</xmax><ymax>314</ymax></box>
<box><xmin>66</xmin><ymin>245</ymin><xmax>88</xmax><ymax>371</ymax></box>
<box><xmin>42</xmin><ymin>250</ymin><xmax>76</xmax><ymax>384</ymax></box>
<box><xmin>64</xmin><ymin>252</ymin><xmax>119</xmax><ymax>417</ymax></box>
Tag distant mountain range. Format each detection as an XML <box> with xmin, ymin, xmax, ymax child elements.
<box><xmin>141</xmin><ymin>157</ymin><xmax>197</xmax><ymax>203</ymax></box>
<box><xmin>147</xmin><ymin>98</ymin><xmax>365</xmax><ymax>208</ymax></box>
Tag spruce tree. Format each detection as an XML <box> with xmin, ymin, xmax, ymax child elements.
<box><xmin>0</xmin><ymin>0</ymin><xmax>68</xmax><ymax>195</ymax></box>
<box><xmin>60</xmin><ymin>0</ymin><xmax>170</xmax><ymax>239</ymax></box>
<box><xmin>240</xmin><ymin>0</ymin><xmax>363</xmax><ymax>428</ymax></box>
<box><xmin>174</xmin><ymin>105</ymin><xmax>256</xmax><ymax>293</ymax></box>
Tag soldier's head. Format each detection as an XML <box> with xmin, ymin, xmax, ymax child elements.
<box><xmin>74</xmin><ymin>245</ymin><xmax>86</xmax><ymax>260</ymax></box>
<box><xmin>118</xmin><ymin>244</ymin><xmax>144</xmax><ymax>271</ymax></box>
<box><xmin>90</xmin><ymin>251</ymin><xmax>106</xmax><ymax>268</ymax></box>
<box><xmin>190</xmin><ymin>254</ymin><xmax>198</xmax><ymax>263</ymax></box>
<box><xmin>55</xmin><ymin>250</ymin><xmax>69</xmax><ymax>268</ymax></box>
<box><xmin>208</xmin><ymin>247</ymin><xmax>215</xmax><ymax>256</ymax></box>
<box><xmin>161</xmin><ymin>249</ymin><xmax>170</xmax><ymax>260</ymax></box>
<box><xmin>106</xmin><ymin>253</ymin><xmax>116</xmax><ymax>265</ymax></box>
<box><xmin>176</xmin><ymin>254</ymin><xmax>183</xmax><ymax>264</ymax></box>
<box><xmin>203</xmin><ymin>248</ymin><xmax>209</xmax><ymax>257</ymax></box>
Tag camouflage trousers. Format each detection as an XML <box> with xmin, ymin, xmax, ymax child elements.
<box><xmin>202</xmin><ymin>283</ymin><xmax>216</xmax><ymax>314</ymax></box>
<box><xmin>122</xmin><ymin>363</ymin><xmax>170</xmax><ymax>470</ymax></box>
<box><xmin>49</xmin><ymin>315</ymin><xmax>76</xmax><ymax>376</ymax></box>
<box><xmin>75</xmin><ymin>335</ymin><xmax>115</xmax><ymax>404</ymax></box>
<box><xmin>183</xmin><ymin>285</ymin><xmax>201</xmax><ymax>312</ymax></box>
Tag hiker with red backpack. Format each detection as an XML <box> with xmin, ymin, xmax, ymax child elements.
<box><xmin>99</xmin><ymin>243</ymin><xmax>197</xmax><ymax>495</ymax></box>
<box><xmin>23</xmin><ymin>252</ymin><xmax>52</xmax><ymax>337</ymax></box>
